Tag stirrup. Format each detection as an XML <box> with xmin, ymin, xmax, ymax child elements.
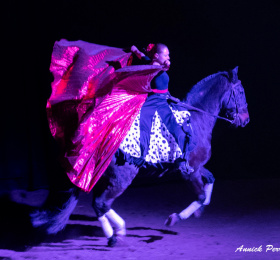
<box><xmin>178</xmin><ymin>160</ymin><xmax>194</xmax><ymax>175</ymax></box>
<box><xmin>185</xmin><ymin>161</ymin><xmax>194</xmax><ymax>174</ymax></box>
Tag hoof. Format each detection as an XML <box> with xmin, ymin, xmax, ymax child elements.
<box><xmin>164</xmin><ymin>213</ymin><xmax>180</xmax><ymax>227</ymax></box>
<box><xmin>107</xmin><ymin>235</ymin><xmax>117</xmax><ymax>247</ymax></box>
<box><xmin>107</xmin><ymin>234</ymin><xmax>128</xmax><ymax>247</ymax></box>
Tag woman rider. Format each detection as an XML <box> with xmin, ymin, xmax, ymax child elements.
<box><xmin>128</xmin><ymin>43</ymin><xmax>194</xmax><ymax>174</ymax></box>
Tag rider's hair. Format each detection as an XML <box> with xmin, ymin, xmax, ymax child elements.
<box><xmin>146</xmin><ymin>43</ymin><xmax>168</xmax><ymax>59</ymax></box>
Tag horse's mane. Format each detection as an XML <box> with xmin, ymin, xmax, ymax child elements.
<box><xmin>184</xmin><ymin>71</ymin><xmax>230</xmax><ymax>109</ymax></box>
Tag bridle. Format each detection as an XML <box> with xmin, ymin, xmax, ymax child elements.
<box><xmin>225</xmin><ymin>80</ymin><xmax>248</xmax><ymax>124</ymax></box>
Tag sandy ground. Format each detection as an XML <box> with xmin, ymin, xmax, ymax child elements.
<box><xmin>0</xmin><ymin>177</ymin><xmax>280</xmax><ymax>260</ymax></box>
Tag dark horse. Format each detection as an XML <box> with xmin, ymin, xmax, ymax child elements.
<box><xmin>31</xmin><ymin>67</ymin><xmax>249</xmax><ymax>246</ymax></box>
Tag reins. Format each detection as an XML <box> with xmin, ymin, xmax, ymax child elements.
<box><xmin>181</xmin><ymin>102</ymin><xmax>234</xmax><ymax>123</ymax></box>
<box><xmin>168</xmin><ymin>96</ymin><xmax>234</xmax><ymax>124</ymax></box>
<box><xmin>167</xmin><ymin>81</ymin><xmax>243</xmax><ymax>124</ymax></box>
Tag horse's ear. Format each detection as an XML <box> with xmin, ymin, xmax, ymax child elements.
<box><xmin>233</xmin><ymin>66</ymin><xmax>238</xmax><ymax>74</ymax></box>
<box><xmin>229</xmin><ymin>66</ymin><xmax>239</xmax><ymax>83</ymax></box>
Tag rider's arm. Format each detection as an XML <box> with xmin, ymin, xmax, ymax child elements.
<box><xmin>131</xmin><ymin>45</ymin><xmax>145</xmax><ymax>59</ymax></box>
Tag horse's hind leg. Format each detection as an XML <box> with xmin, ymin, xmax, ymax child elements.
<box><xmin>92</xmin><ymin>155</ymin><xmax>139</xmax><ymax>246</ymax></box>
<box><xmin>97</xmin><ymin>209</ymin><xmax>127</xmax><ymax>247</ymax></box>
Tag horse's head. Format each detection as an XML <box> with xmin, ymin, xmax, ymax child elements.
<box><xmin>221</xmin><ymin>67</ymin><xmax>250</xmax><ymax>127</ymax></box>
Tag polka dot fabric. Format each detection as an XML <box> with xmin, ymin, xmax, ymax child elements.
<box><xmin>169</xmin><ymin>106</ymin><xmax>191</xmax><ymax>125</ymax></box>
<box><xmin>119</xmin><ymin>106</ymin><xmax>191</xmax><ymax>164</ymax></box>
<box><xmin>119</xmin><ymin>114</ymin><xmax>141</xmax><ymax>157</ymax></box>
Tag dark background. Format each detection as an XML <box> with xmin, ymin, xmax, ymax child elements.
<box><xmin>1</xmin><ymin>0</ymin><xmax>279</xmax><ymax>192</ymax></box>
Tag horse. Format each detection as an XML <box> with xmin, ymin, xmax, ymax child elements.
<box><xmin>31</xmin><ymin>66</ymin><xmax>249</xmax><ymax>247</ymax></box>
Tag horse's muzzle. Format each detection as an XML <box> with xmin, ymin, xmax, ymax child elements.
<box><xmin>239</xmin><ymin>112</ymin><xmax>250</xmax><ymax>127</ymax></box>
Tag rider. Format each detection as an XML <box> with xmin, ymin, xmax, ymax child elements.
<box><xmin>130</xmin><ymin>43</ymin><xmax>195</xmax><ymax>174</ymax></box>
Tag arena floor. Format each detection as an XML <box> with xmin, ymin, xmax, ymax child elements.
<box><xmin>1</xmin><ymin>177</ymin><xmax>279</xmax><ymax>260</ymax></box>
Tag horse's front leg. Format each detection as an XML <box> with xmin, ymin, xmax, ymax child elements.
<box><xmin>165</xmin><ymin>167</ymin><xmax>215</xmax><ymax>226</ymax></box>
<box><xmin>164</xmin><ymin>168</ymin><xmax>203</xmax><ymax>226</ymax></box>
<box><xmin>92</xmin><ymin>155</ymin><xmax>139</xmax><ymax>246</ymax></box>
<box><xmin>194</xmin><ymin>167</ymin><xmax>215</xmax><ymax>212</ymax></box>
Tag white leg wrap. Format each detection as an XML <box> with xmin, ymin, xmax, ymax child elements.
<box><xmin>98</xmin><ymin>215</ymin><xmax>113</xmax><ymax>238</ymax></box>
<box><xmin>105</xmin><ymin>209</ymin><xmax>126</xmax><ymax>236</ymax></box>
<box><xmin>203</xmin><ymin>183</ymin><xmax>213</xmax><ymax>205</ymax></box>
<box><xmin>178</xmin><ymin>201</ymin><xmax>201</xmax><ymax>220</ymax></box>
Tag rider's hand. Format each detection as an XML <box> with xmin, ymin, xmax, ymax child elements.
<box><xmin>131</xmin><ymin>45</ymin><xmax>145</xmax><ymax>59</ymax></box>
<box><xmin>163</xmin><ymin>60</ymin><xmax>171</xmax><ymax>70</ymax></box>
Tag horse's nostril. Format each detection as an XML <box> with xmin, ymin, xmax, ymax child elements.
<box><xmin>243</xmin><ymin>117</ymin><xmax>250</xmax><ymax>126</ymax></box>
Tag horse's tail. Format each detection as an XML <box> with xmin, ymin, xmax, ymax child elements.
<box><xmin>30</xmin><ymin>187</ymin><xmax>79</xmax><ymax>234</ymax></box>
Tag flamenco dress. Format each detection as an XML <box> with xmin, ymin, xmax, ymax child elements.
<box><xmin>47</xmin><ymin>40</ymin><xmax>191</xmax><ymax>192</ymax></box>
<box><xmin>117</xmin><ymin>56</ymin><xmax>192</xmax><ymax>167</ymax></box>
